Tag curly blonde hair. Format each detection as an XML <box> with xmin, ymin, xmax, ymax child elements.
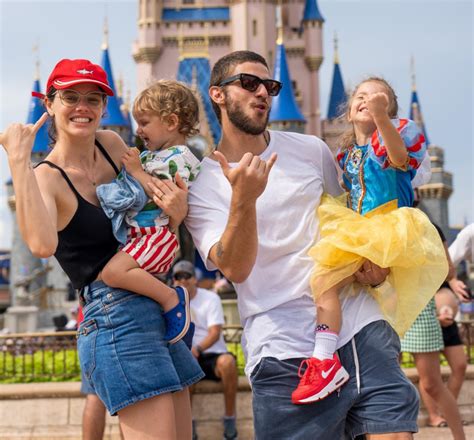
<box><xmin>339</xmin><ymin>77</ymin><xmax>398</xmax><ymax>152</ymax></box>
<box><xmin>133</xmin><ymin>80</ymin><xmax>200</xmax><ymax>138</ymax></box>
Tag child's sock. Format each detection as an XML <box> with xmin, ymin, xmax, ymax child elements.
<box><xmin>312</xmin><ymin>330</ymin><xmax>338</xmax><ymax>360</ymax></box>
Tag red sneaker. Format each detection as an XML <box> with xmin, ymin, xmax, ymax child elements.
<box><xmin>291</xmin><ymin>355</ymin><xmax>349</xmax><ymax>404</ymax></box>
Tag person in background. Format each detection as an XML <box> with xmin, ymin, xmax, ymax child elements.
<box><xmin>421</xmin><ymin>223</ymin><xmax>474</xmax><ymax>427</ymax></box>
<box><xmin>420</xmin><ymin>285</ymin><xmax>469</xmax><ymax>428</ymax></box>
<box><xmin>173</xmin><ymin>260</ymin><xmax>238</xmax><ymax>440</ymax></box>
<box><xmin>401</xmin><ymin>223</ymin><xmax>465</xmax><ymax>438</ymax></box>
<box><xmin>65</xmin><ymin>306</ymin><xmax>79</xmax><ymax>330</ymax></box>
<box><xmin>449</xmin><ymin>223</ymin><xmax>474</xmax><ymax>299</ymax></box>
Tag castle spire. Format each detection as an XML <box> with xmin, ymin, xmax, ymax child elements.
<box><xmin>327</xmin><ymin>32</ymin><xmax>346</xmax><ymax>120</ymax></box>
<box><xmin>276</xmin><ymin>1</ymin><xmax>284</xmax><ymax>45</ymax></box>
<box><xmin>99</xmin><ymin>24</ymin><xmax>131</xmax><ymax>141</ymax></box>
<box><xmin>32</xmin><ymin>42</ymin><xmax>40</xmax><ymax>81</ymax></box>
<box><xmin>177</xmin><ymin>47</ymin><xmax>221</xmax><ymax>147</ymax></box>
<box><xmin>28</xmin><ymin>48</ymin><xmax>49</xmax><ymax>155</ymax></box>
<box><xmin>102</xmin><ymin>16</ymin><xmax>109</xmax><ymax>50</ymax></box>
<box><xmin>409</xmin><ymin>56</ymin><xmax>430</xmax><ymax>145</ymax></box>
<box><xmin>302</xmin><ymin>0</ymin><xmax>325</xmax><ymax>22</ymax></box>
<box><xmin>269</xmin><ymin>5</ymin><xmax>306</xmax><ymax>133</ymax></box>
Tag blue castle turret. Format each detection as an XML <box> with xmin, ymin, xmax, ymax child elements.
<box><xmin>409</xmin><ymin>60</ymin><xmax>430</xmax><ymax>146</ymax></box>
<box><xmin>269</xmin><ymin>6</ymin><xmax>306</xmax><ymax>133</ymax></box>
<box><xmin>176</xmin><ymin>32</ymin><xmax>221</xmax><ymax>150</ymax></box>
<box><xmin>100</xmin><ymin>19</ymin><xmax>132</xmax><ymax>144</ymax></box>
<box><xmin>321</xmin><ymin>34</ymin><xmax>350</xmax><ymax>154</ymax></box>
<box><xmin>327</xmin><ymin>34</ymin><xmax>346</xmax><ymax>120</ymax></box>
<box><xmin>116</xmin><ymin>75</ymin><xmax>134</xmax><ymax>146</ymax></box>
<box><xmin>28</xmin><ymin>62</ymin><xmax>50</xmax><ymax>157</ymax></box>
<box><xmin>303</xmin><ymin>0</ymin><xmax>325</xmax><ymax>22</ymax></box>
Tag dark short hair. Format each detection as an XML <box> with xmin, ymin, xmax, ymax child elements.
<box><xmin>210</xmin><ymin>51</ymin><xmax>269</xmax><ymax>122</ymax></box>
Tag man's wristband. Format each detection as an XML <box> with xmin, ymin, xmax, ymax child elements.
<box><xmin>195</xmin><ymin>345</ymin><xmax>204</xmax><ymax>355</ymax></box>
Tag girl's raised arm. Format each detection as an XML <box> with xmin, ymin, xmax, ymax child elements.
<box><xmin>367</xmin><ymin>92</ymin><xmax>408</xmax><ymax>167</ymax></box>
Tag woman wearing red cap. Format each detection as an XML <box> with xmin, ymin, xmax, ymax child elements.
<box><xmin>0</xmin><ymin>58</ymin><xmax>203</xmax><ymax>439</ymax></box>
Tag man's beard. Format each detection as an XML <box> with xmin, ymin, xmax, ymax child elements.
<box><xmin>224</xmin><ymin>93</ymin><xmax>269</xmax><ymax>135</ymax></box>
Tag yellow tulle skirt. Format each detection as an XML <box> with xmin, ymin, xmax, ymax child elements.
<box><xmin>309</xmin><ymin>194</ymin><xmax>449</xmax><ymax>337</ymax></box>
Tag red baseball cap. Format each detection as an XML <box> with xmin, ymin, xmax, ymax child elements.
<box><xmin>45</xmin><ymin>59</ymin><xmax>114</xmax><ymax>96</ymax></box>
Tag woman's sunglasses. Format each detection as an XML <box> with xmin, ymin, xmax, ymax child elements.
<box><xmin>218</xmin><ymin>73</ymin><xmax>283</xmax><ymax>97</ymax></box>
<box><xmin>54</xmin><ymin>90</ymin><xmax>107</xmax><ymax>108</ymax></box>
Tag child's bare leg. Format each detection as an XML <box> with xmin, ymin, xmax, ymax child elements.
<box><xmin>316</xmin><ymin>287</ymin><xmax>342</xmax><ymax>332</ymax></box>
<box><xmin>101</xmin><ymin>252</ymin><xmax>178</xmax><ymax>312</ymax></box>
<box><xmin>291</xmin><ymin>276</ymin><xmax>354</xmax><ymax>404</ymax></box>
<box><xmin>313</xmin><ymin>275</ymin><xmax>354</xmax><ymax>360</ymax></box>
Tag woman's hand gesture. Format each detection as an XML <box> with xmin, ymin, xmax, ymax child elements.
<box><xmin>0</xmin><ymin>112</ymin><xmax>48</xmax><ymax>162</ymax></box>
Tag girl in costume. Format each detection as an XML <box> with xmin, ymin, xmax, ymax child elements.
<box><xmin>292</xmin><ymin>77</ymin><xmax>448</xmax><ymax>405</ymax></box>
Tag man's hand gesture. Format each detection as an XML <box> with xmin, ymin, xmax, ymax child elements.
<box><xmin>213</xmin><ymin>150</ymin><xmax>277</xmax><ymax>202</ymax></box>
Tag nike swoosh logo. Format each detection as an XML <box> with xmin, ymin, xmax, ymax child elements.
<box><xmin>321</xmin><ymin>364</ymin><xmax>336</xmax><ymax>379</ymax></box>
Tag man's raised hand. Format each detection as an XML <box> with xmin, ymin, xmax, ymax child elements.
<box><xmin>213</xmin><ymin>150</ymin><xmax>277</xmax><ymax>201</ymax></box>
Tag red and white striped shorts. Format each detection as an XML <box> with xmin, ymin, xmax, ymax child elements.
<box><xmin>121</xmin><ymin>226</ymin><xmax>179</xmax><ymax>275</ymax></box>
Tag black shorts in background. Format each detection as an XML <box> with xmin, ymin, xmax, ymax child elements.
<box><xmin>198</xmin><ymin>352</ymin><xmax>234</xmax><ymax>381</ymax></box>
<box><xmin>442</xmin><ymin>322</ymin><xmax>463</xmax><ymax>347</ymax></box>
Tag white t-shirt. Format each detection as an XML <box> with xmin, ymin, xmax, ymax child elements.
<box><xmin>190</xmin><ymin>287</ymin><xmax>227</xmax><ymax>354</ymax></box>
<box><xmin>449</xmin><ymin>223</ymin><xmax>474</xmax><ymax>265</ymax></box>
<box><xmin>186</xmin><ymin>130</ymin><xmax>384</xmax><ymax>376</ymax></box>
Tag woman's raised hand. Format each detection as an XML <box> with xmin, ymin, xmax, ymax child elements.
<box><xmin>0</xmin><ymin>112</ymin><xmax>49</xmax><ymax>161</ymax></box>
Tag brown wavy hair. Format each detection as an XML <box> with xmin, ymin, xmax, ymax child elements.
<box><xmin>339</xmin><ymin>77</ymin><xmax>398</xmax><ymax>152</ymax></box>
<box><xmin>133</xmin><ymin>80</ymin><xmax>200</xmax><ymax>138</ymax></box>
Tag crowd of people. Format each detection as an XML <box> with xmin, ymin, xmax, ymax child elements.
<box><xmin>0</xmin><ymin>49</ymin><xmax>472</xmax><ymax>440</ymax></box>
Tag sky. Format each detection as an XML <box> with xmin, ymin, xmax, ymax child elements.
<box><xmin>0</xmin><ymin>0</ymin><xmax>472</xmax><ymax>249</ymax></box>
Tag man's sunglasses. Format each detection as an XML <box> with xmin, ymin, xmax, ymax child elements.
<box><xmin>54</xmin><ymin>90</ymin><xmax>107</xmax><ymax>108</ymax></box>
<box><xmin>218</xmin><ymin>73</ymin><xmax>282</xmax><ymax>97</ymax></box>
<box><xmin>174</xmin><ymin>273</ymin><xmax>192</xmax><ymax>281</ymax></box>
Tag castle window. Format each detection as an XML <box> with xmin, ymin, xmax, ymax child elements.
<box><xmin>252</xmin><ymin>20</ymin><xmax>257</xmax><ymax>36</ymax></box>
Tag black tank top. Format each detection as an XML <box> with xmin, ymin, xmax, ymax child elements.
<box><xmin>35</xmin><ymin>140</ymin><xmax>120</xmax><ymax>289</ymax></box>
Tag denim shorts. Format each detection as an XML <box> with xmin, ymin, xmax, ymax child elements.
<box><xmin>80</xmin><ymin>367</ymin><xmax>95</xmax><ymax>395</ymax></box>
<box><xmin>77</xmin><ymin>281</ymin><xmax>204</xmax><ymax>415</ymax></box>
<box><xmin>251</xmin><ymin>320</ymin><xmax>419</xmax><ymax>440</ymax></box>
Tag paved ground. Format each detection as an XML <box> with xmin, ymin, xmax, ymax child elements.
<box><xmin>0</xmin><ymin>424</ymin><xmax>472</xmax><ymax>439</ymax></box>
<box><xmin>415</xmin><ymin>423</ymin><xmax>473</xmax><ymax>439</ymax></box>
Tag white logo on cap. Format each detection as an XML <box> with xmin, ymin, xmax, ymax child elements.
<box><xmin>77</xmin><ymin>69</ymin><xmax>93</xmax><ymax>75</ymax></box>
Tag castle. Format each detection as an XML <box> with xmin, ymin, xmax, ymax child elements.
<box><xmin>4</xmin><ymin>0</ymin><xmax>453</xmax><ymax>330</ymax></box>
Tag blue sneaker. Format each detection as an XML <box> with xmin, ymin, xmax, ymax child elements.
<box><xmin>182</xmin><ymin>322</ymin><xmax>195</xmax><ymax>350</ymax></box>
<box><xmin>223</xmin><ymin>416</ymin><xmax>238</xmax><ymax>440</ymax></box>
<box><xmin>163</xmin><ymin>286</ymin><xmax>190</xmax><ymax>344</ymax></box>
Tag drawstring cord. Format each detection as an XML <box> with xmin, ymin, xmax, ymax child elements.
<box><xmin>351</xmin><ymin>338</ymin><xmax>361</xmax><ymax>394</ymax></box>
